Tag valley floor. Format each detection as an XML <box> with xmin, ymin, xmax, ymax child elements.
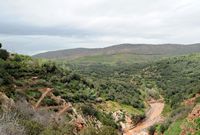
<box><xmin>124</xmin><ymin>101</ymin><xmax>164</xmax><ymax>135</ymax></box>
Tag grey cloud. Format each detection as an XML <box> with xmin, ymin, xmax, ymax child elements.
<box><xmin>0</xmin><ymin>22</ymin><xmax>95</xmax><ymax>36</ymax></box>
<box><xmin>0</xmin><ymin>0</ymin><xmax>200</xmax><ymax>55</ymax></box>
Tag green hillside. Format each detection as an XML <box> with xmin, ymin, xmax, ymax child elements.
<box><xmin>1</xmin><ymin>45</ymin><xmax>200</xmax><ymax>135</ymax></box>
<box><xmin>69</xmin><ymin>53</ymin><xmax>200</xmax><ymax>134</ymax></box>
<box><xmin>70</xmin><ymin>53</ymin><xmax>200</xmax><ymax>106</ymax></box>
<box><xmin>70</xmin><ymin>53</ymin><xmax>164</xmax><ymax>65</ymax></box>
<box><xmin>0</xmin><ymin>48</ymin><xmax>145</xmax><ymax>135</ymax></box>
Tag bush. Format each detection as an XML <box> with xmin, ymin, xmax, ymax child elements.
<box><xmin>20</xmin><ymin>120</ymin><xmax>44</xmax><ymax>135</ymax></box>
<box><xmin>81</xmin><ymin>105</ymin><xmax>98</xmax><ymax>117</ymax></box>
<box><xmin>81</xmin><ymin>105</ymin><xmax>117</xmax><ymax>128</ymax></box>
<box><xmin>12</xmin><ymin>54</ymin><xmax>31</xmax><ymax>62</ymax></box>
<box><xmin>98</xmin><ymin>126</ymin><xmax>118</xmax><ymax>135</ymax></box>
<box><xmin>195</xmin><ymin>118</ymin><xmax>200</xmax><ymax>130</ymax></box>
<box><xmin>26</xmin><ymin>90</ymin><xmax>42</xmax><ymax>99</ymax></box>
<box><xmin>158</xmin><ymin>120</ymin><xmax>171</xmax><ymax>133</ymax></box>
<box><xmin>131</xmin><ymin>114</ymin><xmax>146</xmax><ymax>125</ymax></box>
<box><xmin>40</xmin><ymin>124</ymin><xmax>75</xmax><ymax>135</ymax></box>
<box><xmin>96</xmin><ymin>112</ymin><xmax>117</xmax><ymax>128</ymax></box>
<box><xmin>42</xmin><ymin>97</ymin><xmax>58</xmax><ymax>106</ymax></box>
<box><xmin>0</xmin><ymin>49</ymin><xmax>9</xmax><ymax>60</ymax></box>
<box><xmin>195</xmin><ymin>97</ymin><xmax>200</xmax><ymax>103</ymax></box>
<box><xmin>0</xmin><ymin>68</ymin><xmax>13</xmax><ymax>85</ymax></box>
<box><xmin>42</xmin><ymin>62</ymin><xmax>57</xmax><ymax>73</ymax></box>
<box><xmin>80</xmin><ymin>126</ymin><xmax>98</xmax><ymax>135</ymax></box>
<box><xmin>159</xmin><ymin>124</ymin><xmax>166</xmax><ymax>133</ymax></box>
<box><xmin>148</xmin><ymin>125</ymin><xmax>157</xmax><ymax>135</ymax></box>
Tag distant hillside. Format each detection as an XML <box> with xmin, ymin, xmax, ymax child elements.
<box><xmin>33</xmin><ymin>44</ymin><xmax>200</xmax><ymax>62</ymax></box>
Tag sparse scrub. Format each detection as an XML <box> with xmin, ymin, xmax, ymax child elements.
<box><xmin>0</xmin><ymin>111</ymin><xmax>26</xmax><ymax>135</ymax></box>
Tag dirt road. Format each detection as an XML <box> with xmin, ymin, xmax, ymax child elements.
<box><xmin>124</xmin><ymin>102</ymin><xmax>164</xmax><ymax>135</ymax></box>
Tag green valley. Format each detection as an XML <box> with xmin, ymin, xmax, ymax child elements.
<box><xmin>0</xmin><ymin>44</ymin><xmax>200</xmax><ymax>135</ymax></box>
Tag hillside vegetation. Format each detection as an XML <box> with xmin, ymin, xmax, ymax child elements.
<box><xmin>1</xmin><ymin>44</ymin><xmax>200</xmax><ymax>135</ymax></box>
<box><xmin>0</xmin><ymin>54</ymin><xmax>120</xmax><ymax>135</ymax></box>
<box><xmin>68</xmin><ymin>53</ymin><xmax>200</xmax><ymax>134</ymax></box>
<box><xmin>0</xmin><ymin>47</ymin><xmax>145</xmax><ymax>135</ymax></box>
<box><xmin>141</xmin><ymin>53</ymin><xmax>200</xmax><ymax>108</ymax></box>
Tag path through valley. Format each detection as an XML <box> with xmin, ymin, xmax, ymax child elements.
<box><xmin>124</xmin><ymin>102</ymin><xmax>164</xmax><ymax>135</ymax></box>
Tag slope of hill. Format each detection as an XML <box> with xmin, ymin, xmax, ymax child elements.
<box><xmin>33</xmin><ymin>43</ymin><xmax>200</xmax><ymax>64</ymax></box>
<box><xmin>70</xmin><ymin>53</ymin><xmax>200</xmax><ymax>134</ymax></box>
<box><xmin>0</xmin><ymin>49</ymin><xmax>146</xmax><ymax>135</ymax></box>
<box><xmin>1</xmin><ymin>46</ymin><xmax>200</xmax><ymax>135</ymax></box>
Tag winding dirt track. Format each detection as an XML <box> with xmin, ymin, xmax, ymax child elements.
<box><xmin>124</xmin><ymin>102</ymin><xmax>164</xmax><ymax>135</ymax></box>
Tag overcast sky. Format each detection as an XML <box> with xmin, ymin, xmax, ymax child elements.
<box><xmin>0</xmin><ymin>0</ymin><xmax>200</xmax><ymax>55</ymax></box>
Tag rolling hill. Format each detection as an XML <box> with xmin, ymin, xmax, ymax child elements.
<box><xmin>33</xmin><ymin>44</ymin><xmax>200</xmax><ymax>63</ymax></box>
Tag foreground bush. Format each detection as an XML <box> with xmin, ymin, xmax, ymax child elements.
<box><xmin>0</xmin><ymin>49</ymin><xmax>9</xmax><ymax>60</ymax></box>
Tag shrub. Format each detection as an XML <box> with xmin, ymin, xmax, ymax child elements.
<box><xmin>195</xmin><ymin>118</ymin><xmax>200</xmax><ymax>130</ymax></box>
<box><xmin>80</xmin><ymin>126</ymin><xmax>98</xmax><ymax>135</ymax></box>
<box><xmin>131</xmin><ymin>114</ymin><xmax>146</xmax><ymax>125</ymax></box>
<box><xmin>148</xmin><ymin>125</ymin><xmax>156</xmax><ymax>135</ymax></box>
<box><xmin>42</xmin><ymin>97</ymin><xmax>58</xmax><ymax>106</ymax></box>
<box><xmin>0</xmin><ymin>49</ymin><xmax>9</xmax><ymax>60</ymax></box>
<box><xmin>20</xmin><ymin>120</ymin><xmax>44</xmax><ymax>135</ymax></box>
<box><xmin>158</xmin><ymin>120</ymin><xmax>171</xmax><ymax>133</ymax></box>
<box><xmin>81</xmin><ymin>104</ymin><xmax>98</xmax><ymax>117</ymax></box>
<box><xmin>195</xmin><ymin>97</ymin><xmax>200</xmax><ymax>103</ymax></box>
<box><xmin>81</xmin><ymin>105</ymin><xmax>117</xmax><ymax>128</ymax></box>
<box><xmin>96</xmin><ymin>112</ymin><xmax>117</xmax><ymax>128</ymax></box>
<box><xmin>159</xmin><ymin>124</ymin><xmax>167</xmax><ymax>133</ymax></box>
<box><xmin>26</xmin><ymin>90</ymin><xmax>42</xmax><ymax>99</ymax></box>
<box><xmin>42</xmin><ymin>62</ymin><xmax>57</xmax><ymax>73</ymax></box>
<box><xmin>98</xmin><ymin>126</ymin><xmax>118</xmax><ymax>135</ymax></box>
<box><xmin>12</xmin><ymin>54</ymin><xmax>31</xmax><ymax>62</ymax></box>
<box><xmin>0</xmin><ymin>68</ymin><xmax>13</xmax><ymax>85</ymax></box>
<box><xmin>39</xmin><ymin>124</ymin><xmax>75</xmax><ymax>135</ymax></box>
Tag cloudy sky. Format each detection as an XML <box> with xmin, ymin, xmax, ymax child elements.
<box><xmin>0</xmin><ymin>0</ymin><xmax>200</xmax><ymax>55</ymax></box>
